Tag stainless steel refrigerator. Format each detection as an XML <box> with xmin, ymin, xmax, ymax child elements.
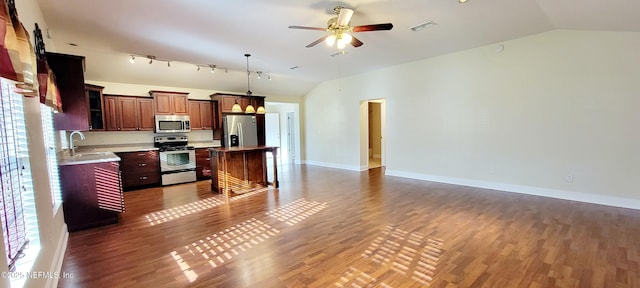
<box><xmin>222</xmin><ymin>114</ymin><xmax>258</xmax><ymax>147</ymax></box>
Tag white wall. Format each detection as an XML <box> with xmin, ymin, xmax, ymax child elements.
<box><xmin>304</xmin><ymin>30</ymin><xmax>640</xmax><ymax>209</ymax></box>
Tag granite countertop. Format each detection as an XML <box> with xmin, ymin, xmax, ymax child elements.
<box><xmin>59</xmin><ymin>151</ymin><xmax>121</xmax><ymax>166</ymax></box>
<box><xmin>190</xmin><ymin>141</ymin><xmax>222</xmax><ymax>149</ymax></box>
<box><xmin>76</xmin><ymin>144</ymin><xmax>158</xmax><ymax>153</ymax></box>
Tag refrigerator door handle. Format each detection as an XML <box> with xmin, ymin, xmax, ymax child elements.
<box><xmin>238</xmin><ymin>122</ymin><xmax>243</xmax><ymax>146</ymax></box>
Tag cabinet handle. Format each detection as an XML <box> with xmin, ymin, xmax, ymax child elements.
<box><xmin>139</xmin><ymin>176</ymin><xmax>148</xmax><ymax>180</ymax></box>
<box><xmin>206</xmin><ymin>158</ymin><xmax>211</xmax><ymax>161</ymax></box>
<box><xmin>138</xmin><ymin>163</ymin><xmax>147</xmax><ymax>167</ymax></box>
<box><xmin>138</xmin><ymin>153</ymin><xmax>146</xmax><ymax>156</ymax></box>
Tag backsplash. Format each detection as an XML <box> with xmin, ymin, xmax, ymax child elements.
<box><xmin>76</xmin><ymin>130</ymin><xmax>214</xmax><ymax>147</ymax></box>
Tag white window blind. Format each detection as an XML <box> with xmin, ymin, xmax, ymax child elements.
<box><xmin>0</xmin><ymin>78</ymin><xmax>35</xmax><ymax>272</ymax></box>
<box><xmin>41</xmin><ymin>105</ymin><xmax>62</xmax><ymax>208</ymax></box>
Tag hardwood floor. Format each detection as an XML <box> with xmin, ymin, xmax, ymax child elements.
<box><xmin>58</xmin><ymin>165</ymin><xmax>640</xmax><ymax>287</ymax></box>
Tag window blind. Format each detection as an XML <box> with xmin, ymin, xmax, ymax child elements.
<box><xmin>0</xmin><ymin>77</ymin><xmax>31</xmax><ymax>271</ymax></box>
<box><xmin>41</xmin><ymin>105</ymin><xmax>62</xmax><ymax>207</ymax></box>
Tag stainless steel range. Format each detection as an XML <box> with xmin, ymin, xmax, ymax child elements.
<box><xmin>154</xmin><ymin>136</ymin><xmax>196</xmax><ymax>186</ymax></box>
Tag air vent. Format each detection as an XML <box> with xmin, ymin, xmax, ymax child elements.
<box><xmin>409</xmin><ymin>21</ymin><xmax>436</xmax><ymax>32</ymax></box>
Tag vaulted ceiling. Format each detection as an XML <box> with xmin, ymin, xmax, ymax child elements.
<box><xmin>36</xmin><ymin>0</ymin><xmax>640</xmax><ymax>97</ymax></box>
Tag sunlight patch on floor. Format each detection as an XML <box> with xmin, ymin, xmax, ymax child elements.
<box><xmin>265</xmin><ymin>198</ymin><xmax>328</xmax><ymax>226</ymax></box>
<box><xmin>144</xmin><ymin>197</ymin><xmax>226</xmax><ymax>226</ymax></box>
<box><xmin>362</xmin><ymin>226</ymin><xmax>443</xmax><ymax>286</ymax></box>
<box><xmin>169</xmin><ymin>218</ymin><xmax>280</xmax><ymax>283</ymax></box>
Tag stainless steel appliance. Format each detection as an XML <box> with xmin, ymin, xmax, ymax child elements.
<box><xmin>155</xmin><ymin>115</ymin><xmax>191</xmax><ymax>133</ymax></box>
<box><xmin>154</xmin><ymin>136</ymin><xmax>196</xmax><ymax>185</ymax></box>
<box><xmin>223</xmin><ymin>114</ymin><xmax>258</xmax><ymax>147</ymax></box>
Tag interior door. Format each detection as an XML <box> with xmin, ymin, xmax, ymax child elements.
<box><xmin>265</xmin><ymin>113</ymin><xmax>280</xmax><ymax>148</ymax></box>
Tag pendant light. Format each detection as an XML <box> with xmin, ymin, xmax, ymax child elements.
<box><xmin>244</xmin><ymin>54</ymin><xmax>256</xmax><ymax>114</ymax></box>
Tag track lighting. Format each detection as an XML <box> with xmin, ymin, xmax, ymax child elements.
<box><xmin>126</xmin><ymin>55</ymin><xmax>271</xmax><ymax>82</ymax></box>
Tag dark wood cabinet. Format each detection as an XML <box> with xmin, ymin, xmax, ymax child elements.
<box><xmin>117</xmin><ymin>150</ymin><xmax>161</xmax><ymax>190</ymax></box>
<box><xmin>104</xmin><ymin>95</ymin><xmax>155</xmax><ymax>131</ymax></box>
<box><xmin>85</xmin><ymin>84</ymin><xmax>105</xmax><ymax>131</ymax></box>
<box><xmin>195</xmin><ymin>148</ymin><xmax>212</xmax><ymax>180</ymax></box>
<box><xmin>46</xmin><ymin>52</ymin><xmax>88</xmax><ymax>131</ymax></box>
<box><xmin>59</xmin><ymin>161</ymin><xmax>123</xmax><ymax>231</ymax></box>
<box><xmin>189</xmin><ymin>100</ymin><xmax>214</xmax><ymax>130</ymax></box>
<box><xmin>150</xmin><ymin>90</ymin><xmax>189</xmax><ymax>115</ymax></box>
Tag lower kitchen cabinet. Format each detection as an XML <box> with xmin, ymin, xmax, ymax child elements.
<box><xmin>117</xmin><ymin>150</ymin><xmax>161</xmax><ymax>190</ymax></box>
<box><xmin>59</xmin><ymin>161</ymin><xmax>124</xmax><ymax>232</ymax></box>
<box><xmin>195</xmin><ymin>148</ymin><xmax>212</xmax><ymax>180</ymax></box>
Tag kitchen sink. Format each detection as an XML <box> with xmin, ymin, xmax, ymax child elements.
<box><xmin>74</xmin><ymin>151</ymin><xmax>113</xmax><ymax>157</ymax></box>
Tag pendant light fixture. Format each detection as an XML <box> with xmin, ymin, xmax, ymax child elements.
<box><xmin>244</xmin><ymin>54</ymin><xmax>256</xmax><ymax>114</ymax></box>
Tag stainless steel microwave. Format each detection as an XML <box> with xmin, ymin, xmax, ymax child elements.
<box><xmin>155</xmin><ymin>115</ymin><xmax>191</xmax><ymax>133</ymax></box>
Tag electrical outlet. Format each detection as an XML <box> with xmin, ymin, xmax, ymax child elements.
<box><xmin>566</xmin><ymin>174</ymin><xmax>573</xmax><ymax>182</ymax></box>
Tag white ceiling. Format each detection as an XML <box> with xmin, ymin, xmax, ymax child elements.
<box><xmin>35</xmin><ymin>0</ymin><xmax>640</xmax><ymax>97</ymax></box>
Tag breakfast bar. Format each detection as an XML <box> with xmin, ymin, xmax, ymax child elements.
<box><xmin>209</xmin><ymin>146</ymin><xmax>279</xmax><ymax>195</ymax></box>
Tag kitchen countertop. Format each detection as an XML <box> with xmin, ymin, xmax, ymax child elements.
<box><xmin>76</xmin><ymin>140</ymin><xmax>222</xmax><ymax>153</ymax></box>
<box><xmin>59</xmin><ymin>151</ymin><xmax>121</xmax><ymax>166</ymax></box>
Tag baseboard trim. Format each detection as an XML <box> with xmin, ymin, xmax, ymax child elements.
<box><xmin>45</xmin><ymin>224</ymin><xmax>68</xmax><ymax>288</ymax></box>
<box><xmin>303</xmin><ymin>160</ymin><xmax>363</xmax><ymax>172</ymax></box>
<box><xmin>385</xmin><ymin>169</ymin><xmax>640</xmax><ymax>210</ymax></box>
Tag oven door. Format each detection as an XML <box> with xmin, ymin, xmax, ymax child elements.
<box><xmin>159</xmin><ymin>149</ymin><xmax>196</xmax><ymax>172</ymax></box>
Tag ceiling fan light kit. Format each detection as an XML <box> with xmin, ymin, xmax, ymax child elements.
<box><xmin>289</xmin><ymin>6</ymin><xmax>393</xmax><ymax>50</ymax></box>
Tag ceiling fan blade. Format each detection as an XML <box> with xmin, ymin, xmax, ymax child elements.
<box><xmin>350</xmin><ymin>35</ymin><xmax>363</xmax><ymax>47</ymax></box>
<box><xmin>352</xmin><ymin>23</ymin><xmax>394</xmax><ymax>32</ymax></box>
<box><xmin>336</xmin><ymin>8</ymin><xmax>354</xmax><ymax>26</ymax></box>
<box><xmin>288</xmin><ymin>25</ymin><xmax>327</xmax><ymax>31</ymax></box>
<box><xmin>306</xmin><ymin>35</ymin><xmax>330</xmax><ymax>48</ymax></box>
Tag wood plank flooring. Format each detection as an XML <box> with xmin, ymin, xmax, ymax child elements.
<box><xmin>58</xmin><ymin>165</ymin><xmax>640</xmax><ymax>287</ymax></box>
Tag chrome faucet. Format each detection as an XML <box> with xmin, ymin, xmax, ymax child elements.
<box><xmin>69</xmin><ymin>130</ymin><xmax>85</xmax><ymax>155</ymax></box>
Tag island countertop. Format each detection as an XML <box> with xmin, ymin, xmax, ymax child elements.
<box><xmin>209</xmin><ymin>145</ymin><xmax>278</xmax><ymax>153</ymax></box>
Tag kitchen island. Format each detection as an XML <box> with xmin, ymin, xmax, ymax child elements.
<box><xmin>209</xmin><ymin>146</ymin><xmax>278</xmax><ymax>195</ymax></box>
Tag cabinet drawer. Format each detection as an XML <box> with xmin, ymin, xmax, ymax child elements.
<box><xmin>121</xmin><ymin>161</ymin><xmax>159</xmax><ymax>173</ymax></box>
<box><xmin>118</xmin><ymin>151</ymin><xmax>159</xmax><ymax>161</ymax></box>
<box><xmin>122</xmin><ymin>172</ymin><xmax>161</xmax><ymax>188</ymax></box>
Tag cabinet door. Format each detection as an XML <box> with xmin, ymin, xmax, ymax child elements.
<box><xmin>103</xmin><ymin>96</ymin><xmax>119</xmax><ymax>131</ymax></box>
<box><xmin>172</xmin><ymin>94</ymin><xmax>189</xmax><ymax>115</ymax></box>
<box><xmin>189</xmin><ymin>101</ymin><xmax>203</xmax><ymax>129</ymax></box>
<box><xmin>195</xmin><ymin>148</ymin><xmax>211</xmax><ymax>179</ymax></box>
<box><xmin>137</xmin><ymin>98</ymin><xmax>155</xmax><ymax>131</ymax></box>
<box><xmin>200</xmin><ymin>101</ymin><xmax>213</xmax><ymax>129</ymax></box>
<box><xmin>86</xmin><ymin>85</ymin><xmax>105</xmax><ymax>130</ymax></box>
<box><xmin>154</xmin><ymin>93</ymin><xmax>172</xmax><ymax>115</ymax></box>
<box><xmin>47</xmin><ymin>53</ymin><xmax>88</xmax><ymax>131</ymax></box>
<box><xmin>220</xmin><ymin>96</ymin><xmax>238</xmax><ymax>113</ymax></box>
<box><xmin>117</xmin><ymin>97</ymin><xmax>139</xmax><ymax>131</ymax></box>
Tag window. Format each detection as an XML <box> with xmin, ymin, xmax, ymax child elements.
<box><xmin>0</xmin><ymin>78</ymin><xmax>37</xmax><ymax>272</ymax></box>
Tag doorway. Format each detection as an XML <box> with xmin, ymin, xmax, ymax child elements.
<box><xmin>361</xmin><ymin>99</ymin><xmax>385</xmax><ymax>170</ymax></box>
<box><xmin>264</xmin><ymin>102</ymin><xmax>300</xmax><ymax>165</ymax></box>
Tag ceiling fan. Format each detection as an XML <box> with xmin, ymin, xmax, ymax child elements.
<box><xmin>288</xmin><ymin>6</ymin><xmax>393</xmax><ymax>50</ymax></box>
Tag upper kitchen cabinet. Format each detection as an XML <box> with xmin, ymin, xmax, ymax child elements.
<box><xmin>214</xmin><ymin>94</ymin><xmax>250</xmax><ymax>113</ymax></box>
<box><xmin>46</xmin><ymin>52</ymin><xmax>88</xmax><ymax>131</ymax></box>
<box><xmin>85</xmin><ymin>84</ymin><xmax>105</xmax><ymax>131</ymax></box>
<box><xmin>189</xmin><ymin>100</ymin><xmax>215</xmax><ymax>130</ymax></box>
<box><xmin>104</xmin><ymin>95</ymin><xmax>155</xmax><ymax>131</ymax></box>
<box><xmin>150</xmin><ymin>90</ymin><xmax>189</xmax><ymax>115</ymax></box>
